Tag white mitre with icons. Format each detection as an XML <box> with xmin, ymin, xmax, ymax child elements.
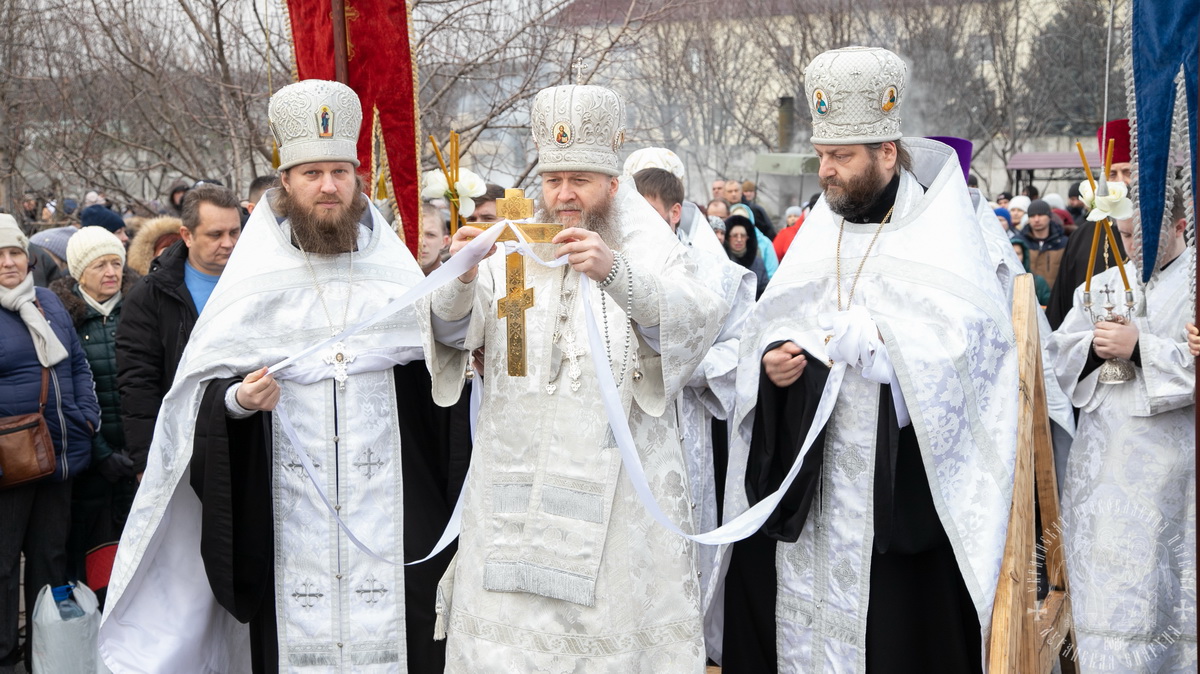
<box><xmin>804</xmin><ymin>46</ymin><xmax>907</xmax><ymax>145</ymax></box>
<box><xmin>268</xmin><ymin>79</ymin><xmax>363</xmax><ymax>171</ymax></box>
<box><xmin>530</xmin><ymin>84</ymin><xmax>626</xmax><ymax>176</ymax></box>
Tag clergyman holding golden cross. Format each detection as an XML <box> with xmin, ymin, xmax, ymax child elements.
<box><xmin>423</xmin><ymin>81</ymin><xmax>727</xmax><ymax>670</ymax></box>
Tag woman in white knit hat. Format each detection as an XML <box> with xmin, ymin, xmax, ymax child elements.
<box><xmin>50</xmin><ymin>226</ymin><xmax>141</xmax><ymax>599</ymax></box>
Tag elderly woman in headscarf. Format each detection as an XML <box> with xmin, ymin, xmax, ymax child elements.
<box><xmin>50</xmin><ymin>227</ymin><xmax>141</xmax><ymax>592</ymax></box>
<box><xmin>729</xmin><ymin>202</ymin><xmax>779</xmax><ymax>278</ymax></box>
<box><xmin>707</xmin><ymin>214</ymin><xmax>726</xmax><ymax>245</ymax></box>
<box><xmin>724</xmin><ymin>214</ymin><xmax>768</xmax><ymax>297</ymax></box>
<box><xmin>0</xmin><ymin>215</ymin><xmax>99</xmax><ymax>667</ymax></box>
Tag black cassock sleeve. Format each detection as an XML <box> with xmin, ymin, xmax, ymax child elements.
<box><xmin>189</xmin><ymin>377</ymin><xmax>275</xmax><ymax>624</ymax></box>
<box><xmin>746</xmin><ymin>346</ymin><xmax>832</xmax><ymax>542</ymax></box>
<box><xmin>746</xmin><ymin>346</ymin><xmax>938</xmax><ymax>554</ymax></box>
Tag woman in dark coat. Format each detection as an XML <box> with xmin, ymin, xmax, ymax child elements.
<box><xmin>51</xmin><ymin>227</ymin><xmax>141</xmax><ymax>593</ymax></box>
<box><xmin>0</xmin><ymin>215</ymin><xmax>99</xmax><ymax>668</ymax></box>
<box><xmin>724</xmin><ymin>214</ymin><xmax>768</xmax><ymax>297</ymax></box>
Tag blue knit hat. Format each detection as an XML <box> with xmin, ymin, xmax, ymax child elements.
<box><xmin>994</xmin><ymin>207</ymin><xmax>1012</xmax><ymax>227</ymax></box>
<box><xmin>81</xmin><ymin>205</ymin><xmax>127</xmax><ymax>234</ymax></box>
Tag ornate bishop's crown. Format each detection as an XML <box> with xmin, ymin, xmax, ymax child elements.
<box><xmin>269</xmin><ymin>79</ymin><xmax>363</xmax><ymax>171</ymax></box>
<box><xmin>531</xmin><ymin>85</ymin><xmax>626</xmax><ymax>176</ymax></box>
<box><xmin>804</xmin><ymin>46</ymin><xmax>907</xmax><ymax>146</ymax></box>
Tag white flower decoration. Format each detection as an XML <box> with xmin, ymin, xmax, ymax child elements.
<box><xmin>1078</xmin><ymin>179</ymin><xmax>1135</xmax><ymax>222</ymax></box>
<box><xmin>421</xmin><ymin>169</ymin><xmax>448</xmax><ymax>200</ymax></box>
<box><xmin>455</xmin><ymin>168</ymin><xmax>487</xmax><ymax>200</ymax></box>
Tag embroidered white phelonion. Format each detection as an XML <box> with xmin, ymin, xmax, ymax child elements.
<box><xmin>1078</xmin><ymin>179</ymin><xmax>1135</xmax><ymax>222</ymax></box>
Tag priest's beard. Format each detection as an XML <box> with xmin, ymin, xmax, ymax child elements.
<box><xmin>821</xmin><ymin>161</ymin><xmax>889</xmax><ymax>220</ymax></box>
<box><xmin>540</xmin><ymin>194</ymin><xmax>617</xmax><ymax>245</ymax></box>
<box><xmin>274</xmin><ymin>179</ymin><xmax>368</xmax><ymax>255</ymax></box>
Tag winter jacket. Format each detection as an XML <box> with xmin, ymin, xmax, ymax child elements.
<box><xmin>773</xmin><ymin>220</ymin><xmax>802</xmax><ymax>261</ymax></box>
<box><xmin>1009</xmin><ymin>237</ymin><xmax>1052</xmax><ymax>305</ymax></box>
<box><xmin>51</xmin><ymin>271</ymin><xmax>140</xmax><ymax>465</ymax></box>
<box><xmin>115</xmin><ymin>240</ymin><xmax>199</xmax><ymax>472</ymax></box>
<box><xmin>126</xmin><ymin>216</ymin><xmax>183</xmax><ymax>277</ymax></box>
<box><xmin>0</xmin><ymin>287</ymin><xmax>100</xmax><ymax>481</ymax></box>
<box><xmin>1017</xmin><ymin>219</ymin><xmax>1069</xmax><ymax>291</ymax></box>
<box><xmin>30</xmin><ymin>243</ymin><xmax>69</xmax><ymax>288</ymax></box>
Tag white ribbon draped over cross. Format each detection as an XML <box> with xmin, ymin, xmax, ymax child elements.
<box><xmin>265</xmin><ymin>220</ymin><xmax>848</xmax><ymax>564</ymax></box>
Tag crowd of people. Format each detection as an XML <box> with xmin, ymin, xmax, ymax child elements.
<box><xmin>0</xmin><ymin>44</ymin><xmax>1195</xmax><ymax>674</ymax></box>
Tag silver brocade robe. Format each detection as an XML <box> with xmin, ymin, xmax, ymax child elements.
<box><xmin>673</xmin><ymin>204</ymin><xmax>757</xmax><ymax>661</ymax></box>
<box><xmin>1049</xmin><ymin>250</ymin><xmax>1197</xmax><ymax>672</ymax></box>
<box><xmin>971</xmin><ymin>186</ymin><xmax>1076</xmax><ymax>480</ymax></box>
<box><xmin>424</xmin><ymin>181</ymin><xmax>727</xmax><ymax>672</ymax></box>
<box><xmin>99</xmin><ymin>197</ymin><xmax>426</xmax><ymax>672</ymax></box>
<box><xmin>722</xmin><ymin>139</ymin><xmax>1019</xmax><ymax>671</ymax></box>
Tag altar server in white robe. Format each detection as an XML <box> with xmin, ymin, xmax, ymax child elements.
<box><xmin>628</xmin><ymin>162</ymin><xmax>756</xmax><ymax>659</ymax></box>
<box><xmin>720</xmin><ymin>47</ymin><xmax>1018</xmax><ymax>673</ymax></box>
<box><xmin>960</xmin><ymin>141</ymin><xmax>1076</xmax><ymax>485</ymax></box>
<box><xmin>99</xmin><ymin>80</ymin><xmax>429</xmax><ymax>673</ymax></box>
<box><xmin>1049</xmin><ymin>207</ymin><xmax>1196</xmax><ymax>672</ymax></box>
<box><xmin>425</xmin><ymin>84</ymin><xmax>728</xmax><ymax>672</ymax></box>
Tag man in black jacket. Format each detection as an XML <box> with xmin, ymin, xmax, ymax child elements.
<box><xmin>115</xmin><ymin>184</ymin><xmax>242</xmax><ymax>476</ymax></box>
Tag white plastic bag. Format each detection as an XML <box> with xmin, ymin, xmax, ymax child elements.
<box><xmin>30</xmin><ymin>582</ymin><xmax>100</xmax><ymax>673</ymax></box>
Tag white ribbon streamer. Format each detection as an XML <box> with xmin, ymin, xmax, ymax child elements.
<box><xmin>265</xmin><ymin>220</ymin><xmax>518</xmax><ymax>567</ymax></box>
<box><xmin>268</xmin><ymin>218</ymin><xmax>516</xmax><ymax>377</ymax></box>
<box><xmin>578</xmin><ymin>278</ymin><xmax>848</xmax><ymax>545</ymax></box>
<box><xmin>264</xmin><ymin>219</ymin><xmax>848</xmax><ymax>566</ymax></box>
<box><xmin>274</xmin><ymin>403</ymin><xmax>463</xmax><ymax>567</ymax></box>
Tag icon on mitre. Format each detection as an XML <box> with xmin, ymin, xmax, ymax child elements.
<box><xmin>881</xmin><ymin>87</ymin><xmax>897</xmax><ymax>113</ymax></box>
<box><xmin>318</xmin><ymin>106</ymin><xmax>334</xmax><ymax>138</ymax></box>
<box><xmin>554</xmin><ymin>121</ymin><xmax>573</xmax><ymax>147</ymax></box>
<box><xmin>814</xmin><ymin>90</ymin><xmax>829</xmax><ymax>116</ymax></box>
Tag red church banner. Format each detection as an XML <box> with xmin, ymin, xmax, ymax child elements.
<box><xmin>284</xmin><ymin>0</ymin><xmax>421</xmax><ymax>256</ymax></box>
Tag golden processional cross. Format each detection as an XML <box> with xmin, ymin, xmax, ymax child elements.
<box><xmin>469</xmin><ymin>189</ymin><xmax>562</xmax><ymax>377</ymax></box>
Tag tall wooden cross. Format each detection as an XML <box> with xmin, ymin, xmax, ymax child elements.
<box><xmin>470</xmin><ymin>189</ymin><xmax>562</xmax><ymax>377</ymax></box>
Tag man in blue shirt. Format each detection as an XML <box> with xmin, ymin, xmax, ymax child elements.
<box><xmin>115</xmin><ymin>184</ymin><xmax>242</xmax><ymax>476</ymax></box>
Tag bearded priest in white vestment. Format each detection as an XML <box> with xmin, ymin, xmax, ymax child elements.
<box><xmin>424</xmin><ymin>84</ymin><xmax>728</xmax><ymax>672</ymax></box>
<box><xmin>720</xmin><ymin>47</ymin><xmax>1018</xmax><ymax>673</ymax></box>
<box><xmin>99</xmin><ymin>80</ymin><xmax>430</xmax><ymax>673</ymax></box>
<box><xmin>1049</xmin><ymin>210</ymin><xmax>1196</xmax><ymax>672</ymax></box>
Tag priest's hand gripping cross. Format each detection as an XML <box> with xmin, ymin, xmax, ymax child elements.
<box><xmin>470</xmin><ymin>188</ymin><xmax>562</xmax><ymax>376</ymax></box>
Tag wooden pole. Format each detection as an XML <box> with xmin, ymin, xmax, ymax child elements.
<box><xmin>330</xmin><ymin>0</ymin><xmax>349</xmax><ymax>84</ymax></box>
<box><xmin>990</xmin><ymin>275</ymin><xmax>1077</xmax><ymax>673</ymax></box>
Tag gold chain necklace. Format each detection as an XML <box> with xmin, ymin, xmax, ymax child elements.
<box><xmin>836</xmin><ymin>205</ymin><xmax>895</xmax><ymax>311</ymax></box>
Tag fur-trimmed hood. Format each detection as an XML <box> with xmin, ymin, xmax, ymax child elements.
<box><xmin>49</xmin><ymin>270</ymin><xmax>142</xmax><ymax>328</ymax></box>
<box><xmin>127</xmin><ymin>216</ymin><xmax>183</xmax><ymax>276</ymax></box>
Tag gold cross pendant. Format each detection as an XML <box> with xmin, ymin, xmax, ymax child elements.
<box><xmin>470</xmin><ymin>189</ymin><xmax>562</xmax><ymax>376</ymax></box>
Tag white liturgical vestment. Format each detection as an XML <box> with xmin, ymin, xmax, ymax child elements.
<box><xmin>722</xmin><ymin>139</ymin><xmax>1019</xmax><ymax>671</ymax></box>
<box><xmin>99</xmin><ymin>195</ymin><xmax>426</xmax><ymax>672</ymax></box>
<box><xmin>1049</xmin><ymin>249</ymin><xmax>1197</xmax><ymax>672</ymax></box>
<box><xmin>674</xmin><ymin>202</ymin><xmax>755</xmax><ymax>660</ymax></box>
<box><xmin>425</xmin><ymin>180</ymin><xmax>728</xmax><ymax>672</ymax></box>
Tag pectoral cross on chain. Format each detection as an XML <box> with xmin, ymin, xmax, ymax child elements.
<box><xmin>469</xmin><ymin>188</ymin><xmax>562</xmax><ymax>377</ymax></box>
<box><xmin>323</xmin><ymin>341</ymin><xmax>356</xmax><ymax>390</ymax></box>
